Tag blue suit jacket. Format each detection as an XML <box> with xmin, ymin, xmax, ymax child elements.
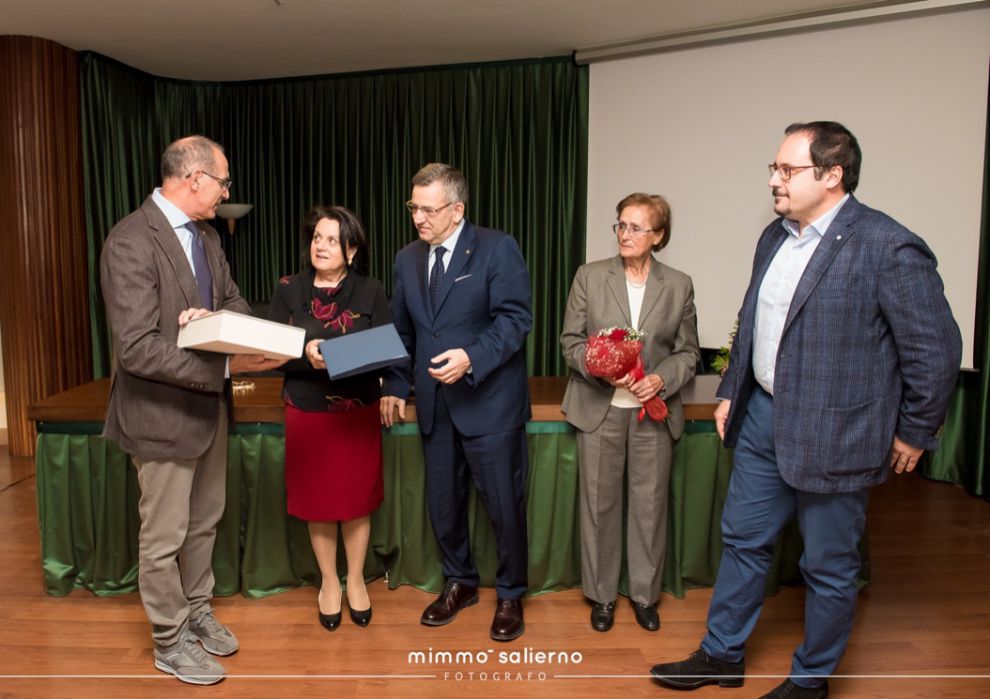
<box><xmin>718</xmin><ymin>196</ymin><xmax>961</xmax><ymax>494</ymax></box>
<box><xmin>383</xmin><ymin>221</ymin><xmax>532</xmax><ymax>436</ymax></box>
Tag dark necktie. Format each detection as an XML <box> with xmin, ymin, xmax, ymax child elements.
<box><xmin>187</xmin><ymin>222</ymin><xmax>214</xmax><ymax>311</ymax></box>
<box><xmin>429</xmin><ymin>246</ymin><xmax>446</xmax><ymax>311</ymax></box>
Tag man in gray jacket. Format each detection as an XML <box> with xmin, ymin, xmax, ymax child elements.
<box><xmin>101</xmin><ymin>136</ymin><xmax>282</xmax><ymax>685</ymax></box>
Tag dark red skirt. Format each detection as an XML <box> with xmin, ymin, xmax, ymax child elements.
<box><xmin>284</xmin><ymin>402</ymin><xmax>384</xmax><ymax>521</ymax></box>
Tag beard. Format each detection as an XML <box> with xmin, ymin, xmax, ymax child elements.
<box><xmin>772</xmin><ymin>188</ymin><xmax>790</xmax><ymax>217</ymax></box>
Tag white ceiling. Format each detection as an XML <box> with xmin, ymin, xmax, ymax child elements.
<box><xmin>0</xmin><ymin>0</ymin><xmax>916</xmax><ymax>81</ymax></box>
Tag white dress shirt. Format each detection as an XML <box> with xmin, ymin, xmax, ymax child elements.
<box><xmin>611</xmin><ymin>279</ymin><xmax>647</xmax><ymax>409</ymax></box>
<box><xmin>152</xmin><ymin>188</ymin><xmax>229</xmax><ymax>377</ymax></box>
<box><xmin>152</xmin><ymin>188</ymin><xmax>199</xmax><ymax>272</ymax></box>
<box><xmin>753</xmin><ymin>194</ymin><xmax>849</xmax><ymax>394</ymax></box>
<box><xmin>428</xmin><ymin>219</ymin><xmax>465</xmax><ymax>278</ymax></box>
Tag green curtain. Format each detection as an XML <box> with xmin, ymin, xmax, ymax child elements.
<box><xmin>81</xmin><ymin>54</ymin><xmax>587</xmax><ymax>379</ymax></box>
<box><xmin>81</xmin><ymin>56</ymin><xmax>162</xmax><ymax>379</ymax></box>
<box><xmin>36</xmin><ymin>424</ymin><xmax>864</xmax><ymax>600</ymax></box>
<box><xmin>970</xmin><ymin>74</ymin><xmax>990</xmax><ymax>502</ymax></box>
<box><xmin>922</xmin><ymin>77</ymin><xmax>990</xmax><ymax>500</ymax></box>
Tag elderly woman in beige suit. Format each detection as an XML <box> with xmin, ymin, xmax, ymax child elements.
<box><xmin>560</xmin><ymin>192</ymin><xmax>700</xmax><ymax>633</ymax></box>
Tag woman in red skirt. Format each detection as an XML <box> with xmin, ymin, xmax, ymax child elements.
<box><xmin>269</xmin><ymin>205</ymin><xmax>388</xmax><ymax>631</ymax></box>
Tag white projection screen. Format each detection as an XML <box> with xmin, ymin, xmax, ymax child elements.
<box><xmin>586</xmin><ymin>6</ymin><xmax>989</xmax><ymax>367</ymax></box>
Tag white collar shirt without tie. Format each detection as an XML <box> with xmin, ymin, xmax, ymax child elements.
<box><xmin>611</xmin><ymin>279</ymin><xmax>647</xmax><ymax>409</ymax></box>
<box><xmin>753</xmin><ymin>193</ymin><xmax>850</xmax><ymax>395</ymax></box>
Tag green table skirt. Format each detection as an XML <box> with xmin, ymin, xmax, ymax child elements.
<box><xmin>34</xmin><ymin>421</ymin><xmax>867</xmax><ymax>598</ymax></box>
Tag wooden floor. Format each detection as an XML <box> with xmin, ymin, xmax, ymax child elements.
<box><xmin>1</xmin><ymin>449</ymin><xmax>988</xmax><ymax>698</ymax></box>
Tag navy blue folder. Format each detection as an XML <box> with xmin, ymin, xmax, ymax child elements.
<box><xmin>319</xmin><ymin>323</ymin><xmax>410</xmax><ymax>380</ymax></box>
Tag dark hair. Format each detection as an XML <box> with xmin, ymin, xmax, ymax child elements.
<box><xmin>161</xmin><ymin>135</ymin><xmax>223</xmax><ymax>181</ymax></box>
<box><xmin>785</xmin><ymin>121</ymin><xmax>861</xmax><ymax>193</ymax></box>
<box><xmin>411</xmin><ymin>162</ymin><xmax>469</xmax><ymax>204</ymax></box>
<box><xmin>301</xmin><ymin>205</ymin><xmax>370</xmax><ymax>275</ymax></box>
<box><xmin>615</xmin><ymin>192</ymin><xmax>672</xmax><ymax>252</ymax></box>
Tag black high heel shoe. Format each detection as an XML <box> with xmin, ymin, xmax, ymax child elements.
<box><xmin>347</xmin><ymin>586</ymin><xmax>372</xmax><ymax>627</ymax></box>
<box><xmin>349</xmin><ymin>604</ymin><xmax>372</xmax><ymax>627</ymax></box>
<box><xmin>318</xmin><ymin>590</ymin><xmax>342</xmax><ymax>631</ymax></box>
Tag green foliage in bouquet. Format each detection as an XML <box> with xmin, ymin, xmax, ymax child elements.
<box><xmin>709</xmin><ymin>319</ymin><xmax>739</xmax><ymax>376</ymax></box>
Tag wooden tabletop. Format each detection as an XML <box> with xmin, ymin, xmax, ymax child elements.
<box><xmin>27</xmin><ymin>374</ymin><xmax>720</xmax><ymax>424</ymax></box>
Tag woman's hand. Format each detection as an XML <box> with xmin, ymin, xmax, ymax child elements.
<box><xmin>305</xmin><ymin>338</ymin><xmax>326</xmax><ymax>370</ymax></box>
<box><xmin>630</xmin><ymin>373</ymin><xmax>664</xmax><ymax>402</ymax></box>
<box><xmin>607</xmin><ymin>372</ymin><xmax>635</xmax><ymax>390</ymax></box>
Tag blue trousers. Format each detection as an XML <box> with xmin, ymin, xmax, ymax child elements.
<box><xmin>420</xmin><ymin>389</ymin><xmax>529</xmax><ymax>599</ymax></box>
<box><xmin>701</xmin><ymin>387</ymin><xmax>868</xmax><ymax>688</ymax></box>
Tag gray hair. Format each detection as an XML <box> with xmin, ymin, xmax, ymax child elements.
<box><xmin>161</xmin><ymin>135</ymin><xmax>224</xmax><ymax>181</ymax></box>
<box><xmin>411</xmin><ymin>163</ymin><xmax>468</xmax><ymax>205</ymax></box>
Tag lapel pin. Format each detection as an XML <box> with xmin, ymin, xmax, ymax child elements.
<box><xmin>465</xmin><ymin>249</ymin><xmax>471</xmax><ymax>255</ymax></box>
<box><xmin>836</xmin><ymin>235</ymin><xmax>842</xmax><ymax>240</ymax></box>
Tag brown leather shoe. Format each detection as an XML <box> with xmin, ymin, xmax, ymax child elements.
<box><xmin>490</xmin><ymin>598</ymin><xmax>524</xmax><ymax>641</ymax></box>
<box><xmin>420</xmin><ymin>581</ymin><xmax>479</xmax><ymax>626</ymax></box>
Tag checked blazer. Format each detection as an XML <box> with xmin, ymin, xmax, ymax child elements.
<box><xmin>718</xmin><ymin>195</ymin><xmax>961</xmax><ymax>494</ymax></box>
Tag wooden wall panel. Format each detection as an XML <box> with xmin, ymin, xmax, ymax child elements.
<box><xmin>0</xmin><ymin>36</ymin><xmax>92</xmax><ymax>456</ymax></box>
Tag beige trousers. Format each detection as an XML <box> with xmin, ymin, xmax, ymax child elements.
<box><xmin>577</xmin><ymin>404</ymin><xmax>673</xmax><ymax>606</ymax></box>
<box><xmin>133</xmin><ymin>405</ymin><xmax>228</xmax><ymax>648</ymax></box>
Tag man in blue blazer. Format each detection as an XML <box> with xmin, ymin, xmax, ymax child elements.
<box><xmin>651</xmin><ymin>122</ymin><xmax>961</xmax><ymax>698</ymax></box>
<box><xmin>382</xmin><ymin>163</ymin><xmax>532</xmax><ymax>641</ymax></box>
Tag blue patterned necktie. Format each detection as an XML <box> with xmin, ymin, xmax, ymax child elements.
<box><xmin>429</xmin><ymin>246</ymin><xmax>446</xmax><ymax>311</ymax></box>
<box><xmin>187</xmin><ymin>222</ymin><xmax>214</xmax><ymax>311</ymax></box>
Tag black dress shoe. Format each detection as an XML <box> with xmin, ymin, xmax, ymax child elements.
<box><xmin>420</xmin><ymin>581</ymin><xmax>479</xmax><ymax>626</ymax></box>
<box><xmin>490</xmin><ymin>598</ymin><xmax>524</xmax><ymax>642</ymax></box>
<box><xmin>760</xmin><ymin>679</ymin><xmax>829</xmax><ymax>698</ymax></box>
<box><xmin>650</xmin><ymin>648</ymin><xmax>745</xmax><ymax>689</ymax></box>
<box><xmin>632</xmin><ymin>601</ymin><xmax>660</xmax><ymax>631</ymax></box>
<box><xmin>590</xmin><ymin>601</ymin><xmax>615</xmax><ymax>632</ymax></box>
<box><xmin>318</xmin><ymin>590</ymin><xmax>342</xmax><ymax>631</ymax></box>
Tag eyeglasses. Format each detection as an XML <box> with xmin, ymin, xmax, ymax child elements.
<box><xmin>612</xmin><ymin>222</ymin><xmax>656</xmax><ymax>237</ymax></box>
<box><xmin>405</xmin><ymin>201</ymin><xmax>453</xmax><ymax>218</ymax></box>
<box><xmin>192</xmin><ymin>170</ymin><xmax>232</xmax><ymax>191</ymax></box>
<box><xmin>767</xmin><ymin>163</ymin><xmax>817</xmax><ymax>182</ymax></box>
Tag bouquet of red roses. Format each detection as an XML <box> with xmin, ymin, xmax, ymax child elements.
<box><xmin>584</xmin><ymin>326</ymin><xmax>668</xmax><ymax>422</ymax></box>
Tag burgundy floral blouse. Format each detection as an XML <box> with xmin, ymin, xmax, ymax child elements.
<box><xmin>268</xmin><ymin>269</ymin><xmax>391</xmax><ymax>413</ymax></box>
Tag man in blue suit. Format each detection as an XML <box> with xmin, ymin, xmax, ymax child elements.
<box><xmin>381</xmin><ymin>163</ymin><xmax>532</xmax><ymax>641</ymax></box>
<box><xmin>651</xmin><ymin>122</ymin><xmax>961</xmax><ymax>698</ymax></box>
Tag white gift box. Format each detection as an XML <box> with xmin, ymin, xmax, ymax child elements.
<box><xmin>177</xmin><ymin>310</ymin><xmax>305</xmax><ymax>360</ymax></box>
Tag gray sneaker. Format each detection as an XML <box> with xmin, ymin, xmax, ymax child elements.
<box><xmin>190</xmin><ymin>612</ymin><xmax>239</xmax><ymax>656</ymax></box>
<box><xmin>154</xmin><ymin>636</ymin><xmax>225</xmax><ymax>685</ymax></box>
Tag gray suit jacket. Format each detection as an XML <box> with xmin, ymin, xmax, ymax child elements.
<box><xmin>100</xmin><ymin>195</ymin><xmax>250</xmax><ymax>461</ymax></box>
<box><xmin>560</xmin><ymin>255</ymin><xmax>700</xmax><ymax>439</ymax></box>
<box><xmin>718</xmin><ymin>195</ymin><xmax>961</xmax><ymax>493</ymax></box>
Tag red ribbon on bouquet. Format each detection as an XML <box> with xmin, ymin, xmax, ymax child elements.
<box><xmin>584</xmin><ymin>327</ymin><xmax>668</xmax><ymax>422</ymax></box>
